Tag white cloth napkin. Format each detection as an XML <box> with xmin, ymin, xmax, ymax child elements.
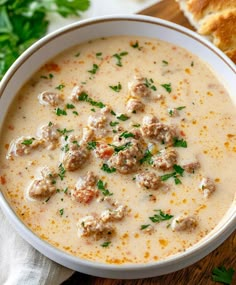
<box><xmin>0</xmin><ymin>1</ymin><xmax>160</xmax><ymax>284</ymax></box>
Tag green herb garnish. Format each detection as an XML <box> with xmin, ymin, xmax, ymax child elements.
<box><xmin>21</xmin><ymin>138</ymin><xmax>34</xmax><ymax>145</ymax></box>
<box><xmin>140</xmin><ymin>149</ymin><xmax>153</xmax><ymax>165</ymax></box>
<box><xmin>58</xmin><ymin>163</ymin><xmax>66</xmax><ymax>181</ymax></box>
<box><xmin>66</xmin><ymin>103</ymin><xmax>75</xmax><ymax>109</ymax></box>
<box><xmin>101</xmin><ymin>163</ymin><xmax>116</xmax><ymax>173</ymax></box>
<box><xmin>88</xmin><ymin>63</ymin><xmax>99</xmax><ymax>74</ymax></box>
<box><xmin>55</xmin><ymin>84</ymin><xmax>65</xmax><ymax>90</ymax></box>
<box><xmin>119</xmin><ymin>131</ymin><xmax>134</xmax><ymax>139</ymax></box>
<box><xmin>173</xmin><ymin>137</ymin><xmax>187</xmax><ymax>148</ymax></box>
<box><xmin>55</xmin><ymin>108</ymin><xmax>67</xmax><ymax>116</ymax></box>
<box><xmin>161</xmin><ymin>83</ymin><xmax>172</xmax><ymax>93</ymax></box>
<box><xmin>87</xmin><ymin>141</ymin><xmax>97</xmax><ymax>150</ymax></box>
<box><xmin>116</xmin><ymin>114</ymin><xmax>129</xmax><ymax>121</ymax></box>
<box><xmin>110</xmin><ymin>142</ymin><xmax>132</xmax><ymax>153</ymax></box>
<box><xmin>140</xmin><ymin>224</ymin><xmax>151</xmax><ymax>230</ymax></box>
<box><xmin>212</xmin><ymin>266</ymin><xmax>235</xmax><ymax>284</ymax></box>
<box><xmin>149</xmin><ymin>209</ymin><xmax>173</xmax><ymax>223</ymax></box>
<box><xmin>59</xmin><ymin>208</ymin><xmax>64</xmax><ymax>216</ymax></box>
<box><xmin>78</xmin><ymin>92</ymin><xmax>105</xmax><ymax>108</ymax></box>
<box><xmin>57</xmin><ymin>128</ymin><xmax>74</xmax><ymax>135</ymax></box>
<box><xmin>176</xmin><ymin>106</ymin><xmax>186</xmax><ymax>110</ymax></box>
<box><xmin>109</xmin><ymin>121</ymin><xmax>119</xmax><ymax>127</ymax></box>
<box><xmin>97</xmin><ymin>180</ymin><xmax>113</xmax><ymax>196</ymax></box>
<box><xmin>112</xmin><ymin>51</ymin><xmax>128</xmax><ymax>67</ymax></box>
<box><xmin>72</xmin><ymin>111</ymin><xmax>78</xmax><ymax>115</ymax></box>
<box><xmin>101</xmin><ymin>241</ymin><xmax>111</xmax><ymax>247</ymax></box>
<box><xmin>144</xmin><ymin>78</ymin><xmax>157</xmax><ymax>91</ymax></box>
<box><xmin>109</xmin><ymin>82</ymin><xmax>122</xmax><ymax>92</ymax></box>
<box><xmin>133</xmin><ymin>124</ymin><xmax>141</xmax><ymax>128</ymax></box>
<box><xmin>162</xmin><ymin>60</ymin><xmax>169</xmax><ymax>65</ymax></box>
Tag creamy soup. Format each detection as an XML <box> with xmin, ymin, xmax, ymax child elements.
<box><xmin>0</xmin><ymin>36</ymin><xmax>235</xmax><ymax>265</ymax></box>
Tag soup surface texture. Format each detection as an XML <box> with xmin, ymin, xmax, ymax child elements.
<box><xmin>0</xmin><ymin>36</ymin><xmax>235</xmax><ymax>265</ymax></box>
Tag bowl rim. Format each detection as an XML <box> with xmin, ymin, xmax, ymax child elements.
<box><xmin>0</xmin><ymin>14</ymin><xmax>235</xmax><ymax>277</ymax></box>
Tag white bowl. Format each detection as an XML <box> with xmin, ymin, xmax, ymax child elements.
<box><xmin>0</xmin><ymin>15</ymin><xmax>235</xmax><ymax>279</ymax></box>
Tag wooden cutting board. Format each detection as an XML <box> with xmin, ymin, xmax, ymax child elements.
<box><xmin>63</xmin><ymin>1</ymin><xmax>236</xmax><ymax>284</ymax></box>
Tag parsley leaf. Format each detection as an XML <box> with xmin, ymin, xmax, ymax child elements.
<box><xmin>212</xmin><ymin>266</ymin><xmax>235</xmax><ymax>284</ymax></box>
<box><xmin>57</xmin><ymin>128</ymin><xmax>74</xmax><ymax>135</ymax></box>
<box><xmin>140</xmin><ymin>149</ymin><xmax>153</xmax><ymax>165</ymax></box>
<box><xmin>140</xmin><ymin>224</ymin><xmax>151</xmax><ymax>230</ymax></box>
<box><xmin>116</xmin><ymin>114</ymin><xmax>129</xmax><ymax>121</ymax></box>
<box><xmin>21</xmin><ymin>138</ymin><xmax>35</xmax><ymax>145</ymax></box>
<box><xmin>58</xmin><ymin>163</ymin><xmax>66</xmax><ymax>180</ymax></box>
<box><xmin>0</xmin><ymin>0</ymin><xmax>90</xmax><ymax>80</ymax></box>
<box><xmin>88</xmin><ymin>63</ymin><xmax>99</xmax><ymax>74</ymax></box>
<box><xmin>110</xmin><ymin>142</ymin><xmax>132</xmax><ymax>153</ymax></box>
<box><xmin>173</xmin><ymin>137</ymin><xmax>187</xmax><ymax>148</ymax></box>
<box><xmin>109</xmin><ymin>121</ymin><xmax>119</xmax><ymax>127</ymax></box>
<box><xmin>101</xmin><ymin>163</ymin><xmax>116</xmax><ymax>173</ymax></box>
<box><xmin>87</xmin><ymin>141</ymin><xmax>97</xmax><ymax>150</ymax></box>
<box><xmin>109</xmin><ymin>82</ymin><xmax>122</xmax><ymax>92</ymax></box>
<box><xmin>119</xmin><ymin>131</ymin><xmax>134</xmax><ymax>139</ymax></box>
<box><xmin>101</xmin><ymin>241</ymin><xmax>111</xmax><ymax>247</ymax></box>
<box><xmin>78</xmin><ymin>92</ymin><xmax>105</xmax><ymax>109</ymax></box>
<box><xmin>59</xmin><ymin>208</ymin><xmax>64</xmax><ymax>216</ymax></box>
<box><xmin>97</xmin><ymin>179</ymin><xmax>113</xmax><ymax>196</ymax></box>
<box><xmin>161</xmin><ymin>83</ymin><xmax>172</xmax><ymax>93</ymax></box>
<box><xmin>144</xmin><ymin>78</ymin><xmax>157</xmax><ymax>91</ymax></box>
<box><xmin>66</xmin><ymin>103</ymin><xmax>75</xmax><ymax>109</ymax></box>
<box><xmin>149</xmin><ymin>209</ymin><xmax>173</xmax><ymax>223</ymax></box>
<box><xmin>55</xmin><ymin>84</ymin><xmax>65</xmax><ymax>90</ymax></box>
<box><xmin>55</xmin><ymin>108</ymin><xmax>67</xmax><ymax>116</ymax></box>
<box><xmin>112</xmin><ymin>51</ymin><xmax>128</xmax><ymax>67</ymax></box>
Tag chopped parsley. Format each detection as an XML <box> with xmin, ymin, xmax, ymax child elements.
<box><xmin>109</xmin><ymin>82</ymin><xmax>122</xmax><ymax>92</ymax></box>
<box><xmin>110</xmin><ymin>142</ymin><xmax>132</xmax><ymax>153</ymax></box>
<box><xmin>88</xmin><ymin>63</ymin><xmax>99</xmax><ymax>74</ymax></box>
<box><xmin>87</xmin><ymin>141</ymin><xmax>97</xmax><ymax>150</ymax></box>
<box><xmin>119</xmin><ymin>131</ymin><xmax>134</xmax><ymax>139</ymax></box>
<box><xmin>78</xmin><ymin>92</ymin><xmax>105</xmax><ymax>108</ymax></box>
<box><xmin>116</xmin><ymin>114</ymin><xmax>129</xmax><ymax>121</ymax></box>
<box><xmin>72</xmin><ymin>111</ymin><xmax>78</xmax><ymax>116</ymax></box>
<box><xmin>133</xmin><ymin>124</ymin><xmax>141</xmax><ymax>128</ymax></box>
<box><xmin>191</xmin><ymin>61</ymin><xmax>194</xmax><ymax>67</ymax></box>
<box><xmin>55</xmin><ymin>108</ymin><xmax>67</xmax><ymax>116</ymax></box>
<box><xmin>112</xmin><ymin>51</ymin><xmax>128</xmax><ymax>67</ymax></box>
<box><xmin>66</xmin><ymin>103</ymin><xmax>75</xmax><ymax>109</ymax></box>
<box><xmin>160</xmin><ymin>164</ymin><xmax>185</xmax><ymax>184</ymax></box>
<box><xmin>91</xmin><ymin>108</ymin><xmax>96</xmax><ymax>112</ymax></box>
<box><xmin>149</xmin><ymin>209</ymin><xmax>173</xmax><ymax>223</ymax></box>
<box><xmin>212</xmin><ymin>266</ymin><xmax>235</xmax><ymax>285</ymax></box>
<box><xmin>61</xmin><ymin>144</ymin><xmax>69</xmax><ymax>152</ymax></box>
<box><xmin>75</xmin><ymin>52</ymin><xmax>80</xmax><ymax>57</ymax></box>
<box><xmin>173</xmin><ymin>137</ymin><xmax>187</xmax><ymax>148</ymax></box>
<box><xmin>109</xmin><ymin>121</ymin><xmax>119</xmax><ymax>127</ymax></box>
<box><xmin>144</xmin><ymin>78</ymin><xmax>157</xmax><ymax>91</ymax></box>
<box><xmin>130</xmin><ymin>40</ymin><xmax>142</xmax><ymax>50</ymax></box>
<box><xmin>176</xmin><ymin>106</ymin><xmax>186</xmax><ymax>110</ymax></box>
<box><xmin>101</xmin><ymin>241</ymin><xmax>111</xmax><ymax>247</ymax></box>
<box><xmin>55</xmin><ymin>84</ymin><xmax>65</xmax><ymax>90</ymax></box>
<box><xmin>58</xmin><ymin>163</ymin><xmax>66</xmax><ymax>180</ymax></box>
<box><xmin>162</xmin><ymin>60</ymin><xmax>169</xmax><ymax>65</ymax></box>
<box><xmin>140</xmin><ymin>224</ymin><xmax>151</xmax><ymax>230</ymax></box>
<box><xmin>96</xmin><ymin>52</ymin><xmax>102</xmax><ymax>58</ymax></box>
<box><xmin>57</xmin><ymin>128</ymin><xmax>74</xmax><ymax>135</ymax></box>
<box><xmin>21</xmin><ymin>138</ymin><xmax>34</xmax><ymax>145</ymax></box>
<box><xmin>110</xmin><ymin>110</ymin><xmax>116</xmax><ymax>116</ymax></box>
<box><xmin>161</xmin><ymin>83</ymin><xmax>172</xmax><ymax>93</ymax></box>
<box><xmin>59</xmin><ymin>208</ymin><xmax>64</xmax><ymax>216</ymax></box>
<box><xmin>140</xmin><ymin>149</ymin><xmax>153</xmax><ymax>165</ymax></box>
<box><xmin>97</xmin><ymin>180</ymin><xmax>113</xmax><ymax>196</ymax></box>
<box><xmin>101</xmin><ymin>163</ymin><xmax>116</xmax><ymax>173</ymax></box>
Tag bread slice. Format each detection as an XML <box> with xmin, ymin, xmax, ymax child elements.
<box><xmin>176</xmin><ymin>0</ymin><xmax>236</xmax><ymax>63</ymax></box>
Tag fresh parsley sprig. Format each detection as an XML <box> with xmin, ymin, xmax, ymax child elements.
<box><xmin>212</xmin><ymin>266</ymin><xmax>235</xmax><ymax>285</ymax></box>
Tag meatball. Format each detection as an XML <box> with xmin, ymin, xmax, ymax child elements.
<box><xmin>63</xmin><ymin>146</ymin><xmax>89</xmax><ymax>171</ymax></box>
<box><xmin>69</xmin><ymin>85</ymin><xmax>85</xmax><ymax>102</ymax></box>
<box><xmin>126</xmin><ymin>98</ymin><xmax>144</xmax><ymax>113</ymax></box>
<box><xmin>152</xmin><ymin>148</ymin><xmax>177</xmax><ymax>170</ymax></box>
<box><xmin>7</xmin><ymin>136</ymin><xmax>42</xmax><ymax>159</ymax></box>
<box><xmin>27</xmin><ymin>167</ymin><xmax>57</xmax><ymax>199</ymax></box>
<box><xmin>183</xmin><ymin>161</ymin><xmax>200</xmax><ymax>173</ymax></box>
<box><xmin>37</xmin><ymin>122</ymin><xmax>60</xmax><ymax>149</ymax></box>
<box><xmin>199</xmin><ymin>177</ymin><xmax>216</xmax><ymax>198</ymax></box>
<box><xmin>141</xmin><ymin>116</ymin><xmax>176</xmax><ymax>145</ymax></box>
<box><xmin>136</xmin><ymin>172</ymin><xmax>162</xmax><ymax>190</ymax></box>
<box><xmin>108</xmin><ymin>140</ymin><xmax>143</xmax><ymax>174</ymax></box>
<box><xmin>100</xmin><ymin>204</ymin><xmax>127</xmax><ymax>222</ymax></box>
<box><xmin>171</xmin><ymin>215</ymin><xmax>198</xmax><ymax>232</ymax></box>
<box><xmin>77</xmin><ymin>215</ymin><xmax>115</xmax><ymax>239</ymax></box>
<box><xmin>128</xmin><ymin>76</ymin><xmax>151</xmax><ymax>97</ymax></box>
<box><xmin>38</xmin><ymin>91</ymin><xmax>62</xmax><ymax>106</ymax></box>
<box><xmin>71</xmin><ymin>172</ymin><xmax>98</xmax><ymax>204</ymax></box>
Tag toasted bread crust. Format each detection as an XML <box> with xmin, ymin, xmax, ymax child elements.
<box><xmin>176</xmin><ymin>0</ymin><xmax>236</xmax><ymax>63</ymax></box>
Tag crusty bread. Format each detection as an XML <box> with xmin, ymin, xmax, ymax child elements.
<box><xmin>176</xmin><ymin>0</ymin><xmax>236</xmax><ymax>63</ymax></box>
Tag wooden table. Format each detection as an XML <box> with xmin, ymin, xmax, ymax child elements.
<box><xmin>62</xmin><ymin>1</ymin><xmax>236</xmax><ymax>284</ymax></box>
